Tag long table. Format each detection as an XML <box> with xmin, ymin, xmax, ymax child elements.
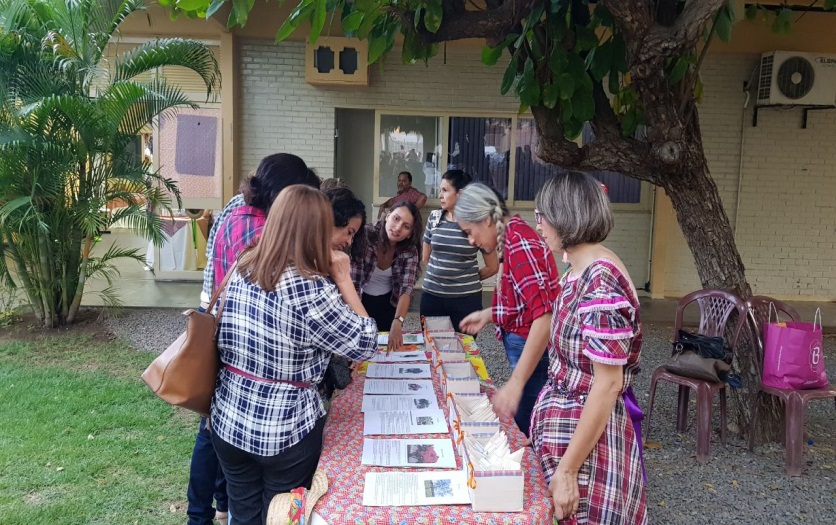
<box><xmin>313</xmin><ymin>338</ymin><xmax>553</xmax><ymax>524</ymax></box>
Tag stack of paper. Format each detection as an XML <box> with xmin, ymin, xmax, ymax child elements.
<box><xmin>362</xmin><ymin>471</ymin><xmax>471</xmax><ymax>507</ymax></box>
<box><xmin>361</xmin><ymin>438</ymin><xmax>456</xmax><ymax>468</ymax></box>
<box><xmin>366</xmin><ymin>363</ymin><xmax>432</xmax><ymax>379</ymax></box>
<box><xmin>454</xmin><ymin>394</ymin><xmax>498</xmax><ymax>424</ymax></box>
<box><xmin>367</xmin><ymin>350</ymin><xmax>427</xmax><ymax>363</ymax></box>
<box><xmin>363</xmin><ymin>379</ymin><xmax>434</xmax><ymax>395</ymax></box>
<box><xmin>363</xmin><ymin>409</ymin><xmax>449</xmax><ymax>435</ymax></box>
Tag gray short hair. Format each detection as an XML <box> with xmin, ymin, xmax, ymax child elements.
<box><xmin>454</xmin><ymin>183</ymin><xmax>509</xmax><ymax>258</ymax></box>
<box><xmin>534</xmin><ymin>171</ymin><xmax>613</xmax><ymax>250</ymax></box>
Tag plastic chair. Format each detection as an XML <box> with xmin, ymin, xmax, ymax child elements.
<box><xmin>746</xmin><ymin>296</ymin><xmax>836</xmax><ymax>476</ymax></box>
<box><xmin>645</xmin><ymin>289</ymin><xmax>748</xmax><ymax>461</ymax></box>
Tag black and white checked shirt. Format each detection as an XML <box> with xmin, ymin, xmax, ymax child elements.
<box><xmin>210</xmin><ymin>268</ymin><xmax>378</xmax><ymax>456</ymax></box>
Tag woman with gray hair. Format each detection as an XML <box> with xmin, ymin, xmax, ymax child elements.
<box><xmin>529</xmin><ymin>171</ymin><xmax>646</xmax><ymax>523</ymax></box>
<box><xmin>456</xmin><ymin>183</ymin><xmax>558</xmax><ymax>437</ymax></box>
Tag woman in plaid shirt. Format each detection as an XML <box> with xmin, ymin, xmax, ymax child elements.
<box><xmin>210</xmin><ymin>185</ymin><xmax>378</xmax><ymax>525</ymax></box>
<box><xmin>351</xmin><ymin>201</ymin><xmax>422</xmax><ymax>351</ymax></box>
<box><xmin>456</xmin><ymin>183</ymin><xmax>558</xmax><ymax>437</ymax></box>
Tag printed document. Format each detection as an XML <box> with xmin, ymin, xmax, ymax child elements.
<box><xmin>363</xmin><ymin>409</ymin><xmax>449</xmax><ymax>435</ymax></box>
<box><xmin>363</xmin><ymin>379</ymin><xmax>434</xmax><ymax>395</ymax></box>
<box><xmin>366</xmin><ymin>363</ymin><xmax>432</xmax><ymax>379</ymax></box>
<box><xmin>361</xmin><ymin>395</ymin><xmax>439</xmax><ymax>412</ymax></box>
<box><xmin>361</xmin><ymin>438</ymin><xmax>457</xmax><ymax>468</ymax></box>
<box><xmin>362</xmin><ymin>471</ymin><xmax>471</xmax><ymax>507</ymax></box>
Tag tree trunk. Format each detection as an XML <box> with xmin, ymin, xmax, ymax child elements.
<box><xmin>659</xmin><ymin>126</ymin><xmax>783</xmax><ymax>441</ymax></box>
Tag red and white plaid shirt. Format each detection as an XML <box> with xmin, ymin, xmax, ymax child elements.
<box><xmin>492</xmin><ymin>215</ymin><xmax>559</xmax><ymax>339</ymax></box>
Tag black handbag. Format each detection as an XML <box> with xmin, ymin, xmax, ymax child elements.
<box><xmin>665</xmin><ymin>330</ymin><xmax>732</xmax><ymax>383</ymax></box>
<box><xmin>319</xmin><ymin>356</ymin><xmax>353</xmax><ymax>400</ymax></box>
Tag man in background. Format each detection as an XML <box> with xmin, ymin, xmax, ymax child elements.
<box><xmin>378</xmin><ymin>171</ymin><xmax>427</xmax><ymax>220</ymax></box>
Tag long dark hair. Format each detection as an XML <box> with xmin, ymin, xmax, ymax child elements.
<box><xmin>378</xmin><ymin>200</ymin><xmax>423</xmax><ymax>252</ymax></box>
<box><xmin>326</xmin><ymin>187</ymin><xmax>367</xmax><ymax>261</ymax></box>
<box><xmin>240</xmin><ymin>153</ymin><xmax>320</xmax><ymax>212</ymax></box>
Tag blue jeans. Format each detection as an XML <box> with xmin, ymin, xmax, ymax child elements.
<box><xmin>502</xmin><ymin>331</ymin><xmax>550</xmax><ymax>438</ymax></box>
<box><xmin>187</xmin><ymin>417</ymin><xmax>228</xmax><ymax>525</ymax></box>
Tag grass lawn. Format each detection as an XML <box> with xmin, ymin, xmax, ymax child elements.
<box><xmin>0</xmin><ymin>327</ymin><xmax>199</xmax><ymax>525</ymax></box>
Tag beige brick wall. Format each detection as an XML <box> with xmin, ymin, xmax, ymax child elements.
<box><xmin>661</xmin><ymin>53</ymin><xmax>836</xmax><ymax>301</ymax></box>
<box><xmin>238</xmin><ymin>40</ymin><xmax>652</xmax><ymax>288</ymax></box>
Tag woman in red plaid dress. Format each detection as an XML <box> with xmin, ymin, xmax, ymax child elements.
<box><xmin>530</xmin><ymin>172</ymin><xmax>646</xmax><ymax>524</ymax></box>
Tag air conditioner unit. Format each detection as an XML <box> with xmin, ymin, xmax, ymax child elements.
<box><xmin>757</xmin><ymin>51</ymin><xmax>836</xmax><ymax>106</ymax></box>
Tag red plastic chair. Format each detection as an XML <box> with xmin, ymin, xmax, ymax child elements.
<box><xmin>746</xmin><ymin>296</ymin><xmax>836</xmax><ymax>476</ymax></box>
<box><xmin>645</xmin><ymin>289</ymin><xmax>748</xmax><ymax>461</ymax></box>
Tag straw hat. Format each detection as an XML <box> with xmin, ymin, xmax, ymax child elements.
<box><xmin>266</xmin><ymin>469</ymin><xmax>329</xmax><ymax>525</ymax></box>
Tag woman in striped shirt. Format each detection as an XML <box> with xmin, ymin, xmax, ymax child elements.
<box><xmin>420</xmin><ymin>170</ymin><xmax>499</xmax><ymax>330</ymax></box>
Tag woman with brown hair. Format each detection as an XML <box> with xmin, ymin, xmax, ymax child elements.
<box><xmin>210</xmin><ymin>185</ymin><xmax>378</xmax><ymax>525</ymax></box>
<box><xmin>351</xmin><ymin>201</ymin><xmax>422</xmax><ymax>351</ymax></box>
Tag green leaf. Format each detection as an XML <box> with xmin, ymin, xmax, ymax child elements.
<box><xmin>563</xmin><ymin>117</ymin><xmax>584</xmax><ymax>140</ymax></box>
<box><xmin>589</xmin><ymin>39</ymin><xmax>612</xmax><ymax>81</ymax></box>
<box><xmin>231</xmin><ymin>0</ymin><xmax>255</xmax><ymax>28</ymax></box>
<box><xmin>715</xmin><ymin>5</ymin><xmax>734</xmax><ymax>43</ymax></box>
<box><xmin>309</xmin><ymin>0</ymin><xmax>328</xmax><ymax>44</ymax></box>
<box><xmin>368</xmin><ymin>35</ymin><xmax>388</xmax><ymax>64</ymax></box>
<box><xmin>556</xmin><ymin>73</ymin><xmax>575</xmax><ymax>99</ymax></box>
<box><xmin>274</xmin><ymin>2</ymin><xmax>313</xmax><ymax>43</ymax></box>
<box><xmin>517</xmin><ymin>58</ymin><xmax>541</xmax><ymax>107</ymax></box>
<box><xmin>206</xmin><ymin>0</ymin><xmax>225</xmax><ymax>17</ymax></box>
<box><xmin>621</xmin><ymin>109</ymin><xmax>638</xmax><ymax>137</ymax></box>
<box><xmin>745</xmin><ymin>4</ymin><xmax>758</xmax><ymax>20</ymax></box>
<box><xmin>668</xmin><ymin>57</ymin><xmax>690</xmax><ymax>85</ymax></box>
<box><xmin>500</xmin><ymin>55</ymin><xmax>519</xmax><ymax>95</ymax></box>
<box><xmin>549</xmin><ymin>45</ymin><xmax>568</xmax><ymax>74</ymax></box>
<box><xmin>561</xmin><ymin>98</ymin><xmax>573</xmax><ymax>123</ymax></box>
<box><xmin>355</xmin><ymin>0</ymin><xmax>376</xmax><ymax>12</ymax></box>
<box><xmin>342</xmin><ymin>11</ymin><xmax>364</xmax><ymax>31</ymax></box>
<box><xmin>542</xmin><ymin>83</ymin><xmax>560</xmax><ymax>109</ymax></box>
<box><xmin>574</xmin><ymin>25</ymin><xmax>599</xmax><ymax>52</ymax></box>
<box><xmin>772</xmin><ymin>8</ymin><xmax>793</xmax><ymax>34</ymax></box>
<box><xmin>593</xmin><ymin>5</ymin><xmax>614</xmax><ymax>27</ymax></box>
<box><xmin>571</xmin><ymin>89</ymin><xmax>594</xmax><ymax>122</ymax></box>
<box><xmin>610</xmin><ymin>33</ymin><xmax>628</xmax><ymax>73</ymax></box>
<box><xmin>176</xmin><ymin>0</ymin><xmax>207</xmax><ymax>11</ymax></box>
<box><xmin>424</xmin><ymin>0</ymin><xmax>443</xmax><ymax>33</ymax></box>
<box><xmin>482</xmin><ymin>44</ymin><xmax>505</xmax><ymax>66</ymax></box>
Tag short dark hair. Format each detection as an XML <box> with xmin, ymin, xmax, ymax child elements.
<box><xmin>535</xmin><ymin>171</ymin><xmax>613</xmax><ymax>250</ymax></box>
<box><xmin>240</xmin><ymin>153</ymin><xmax>320</xmax><ymax>212</ymax></box>
<box><xmin>326</xmin><ymin>187</ymin><xmax>367</xmax><ymax>261</ymax></box>
<box><xmin>442</xmin><ymin>169</ymin><xmax>472</xmax><ymax>192</ymax></box>
<box><xmin>398</xmin><ymin>171</ymin><xmax>412</xmax><ymax>183</ymax></box>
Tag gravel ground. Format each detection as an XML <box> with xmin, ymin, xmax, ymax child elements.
<box><xmin>107</xmin><ymin>309</ymin><xmax>836</xmax><ymax>524</ymax></box>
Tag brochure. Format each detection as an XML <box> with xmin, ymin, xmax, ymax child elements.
<box><xmin>366</xmin><ymin>363</ymin><xmax>432</xmax><ymax>379</ymax></box>
<box><xmin>361</xmin><ymin>395</ymin><xmax>439</xmax><ymax>412</ymax></box>
<box><xmin>361</xmin><ymin>438</ymin><xmax>457</xmax><ymax>468</ymax></box>
<box><xmin>363</xmin><ymin>409</ymin><xmax>449</xmax><ymax>435</ymax></box>
<box><xmin>363</xmin><ymin>379</ymin><xmax>434</xmax><ymax>395</ymax></box>
<box><xmin>362</xmin><ymin>471</ymin><xmax>471</xmax><ymax>507</ymax></box>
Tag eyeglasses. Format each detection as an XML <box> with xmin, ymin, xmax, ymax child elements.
<box><xmin>533</xmin><ymin>209</ymin><xmax>543</xmax><ymax>225</ymax></box>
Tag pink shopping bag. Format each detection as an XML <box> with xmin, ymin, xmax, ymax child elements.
<box><xmin>762</xmin><ymin>307</ymin><xmax>828</xmax><ymax>390</ymax></box>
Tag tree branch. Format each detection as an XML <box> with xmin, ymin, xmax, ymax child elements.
<box><xmin>530</xmin><ymin>101</ymin><xmax>655</xmax><ymax>184</ymax></box>
<box><xmin>411</xmin><ymin>0</ymin><xmax>539</xmax><ymax>46</ymax></box>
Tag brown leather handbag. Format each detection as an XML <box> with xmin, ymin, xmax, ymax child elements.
<box><xmin>141</xmin><ymin>263</ymin><xmax>237</xmax><ymax>416</ymax></box>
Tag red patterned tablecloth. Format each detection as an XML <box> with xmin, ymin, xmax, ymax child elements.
<box><xmin>315</xmin><ymin>342</ymin><xmax>553</xmax><ymax>524</ymax></box>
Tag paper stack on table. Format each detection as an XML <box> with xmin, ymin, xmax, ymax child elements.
<box><xmin>363</xmin><ymin>409</ymin><xmax>449</xmax><ymax>435</ymax></box>
<box><xmin>362</xmin><ymin>471</ymin><xmax>471</xmax><ymax>507</ymax></box>
<box><xmin>361</xmin><ymin>438</ymin><xmax>457</xmax><ymax>468</ymax></box>
<box><xmin>367</xmin><ymin>350</ymin><xmax>427</xmax><ymax>363</ymax></box>
<box><xmin>366</xmin><ymin>363</ymin><xmax>432</xmax><ymax>379</ymax></box>
<box><xmin>361</xmin><ymin>395</ymin><xmax>439</xmax><ymax>412</ymax></box>
<box><xmin>363</xmin><ymin>379</ymin><xmax>434</xmax><ymax>395</ymax></box>
<box><xmin>377</xmin><ymin>333</ymin><xmax>425</xmax><ymax>346</ymax></box>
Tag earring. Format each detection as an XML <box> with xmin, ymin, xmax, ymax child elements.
<box><xmin>562</xmin><ymin>251</ymin><xmax>569</xmax><ymax>264</ymax></box>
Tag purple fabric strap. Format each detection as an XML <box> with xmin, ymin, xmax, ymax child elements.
<box><xmin>623</xmin><ymin>386</ymin><xmax>647</xmax><ymax>483</ymax></box>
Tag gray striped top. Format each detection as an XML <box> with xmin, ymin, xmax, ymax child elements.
<box><xmin>422</xmin><ymin>210</ymin><xmax>482</xmax><ymax>297</ymax></box>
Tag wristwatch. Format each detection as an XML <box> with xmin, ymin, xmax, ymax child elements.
<box><xmin>394</xmin><ymin>316</ymin><xmax>405</xmax><ymax>325</ymax></box>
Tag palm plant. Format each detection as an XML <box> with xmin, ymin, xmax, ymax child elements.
<box><xmin>0</xmin><ymin>0</ymin><xmax>220</xmax><ymax>327</ymax></box>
